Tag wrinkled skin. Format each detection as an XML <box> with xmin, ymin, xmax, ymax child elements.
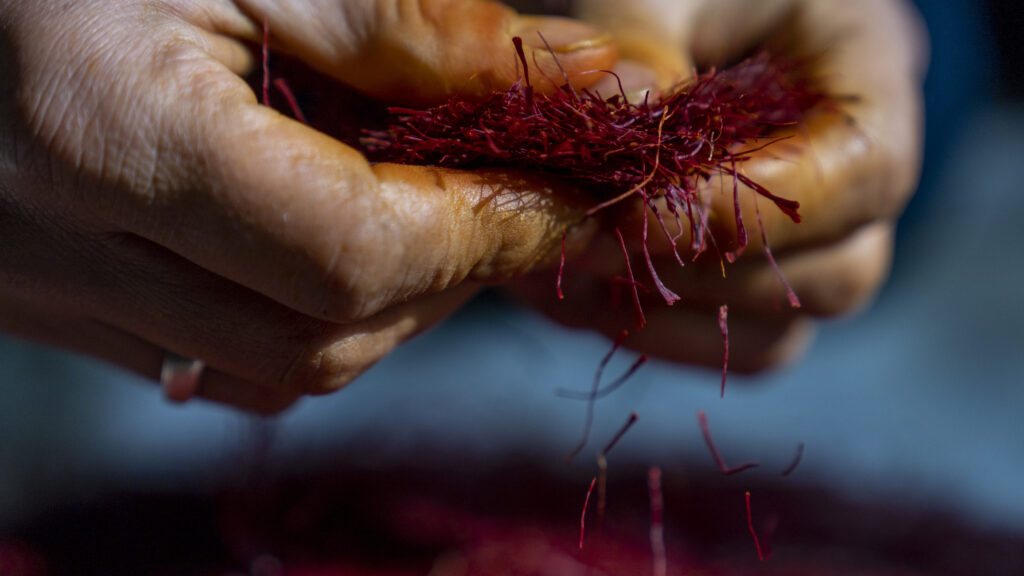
<box><xmin>0</xmin><ymin>0</ymin><xmax>924</xmax><ymax>411</ymax></box>
<box><xmin>0</xmin><ymin>0</ymin><xmax>615</xmax><ymax>412</ymax></box>
<box><xmin>511</xmin><ymin>0</ymin><xmax>927</xmax><ymax>372</ymax></box>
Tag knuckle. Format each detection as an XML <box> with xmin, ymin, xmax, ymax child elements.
<box><xmin>732</xmin><ymin>319</ymin><xmax>815</xmax><ymax>374</ymax></box>
<box><xmin>804</xmin><ymin>224</ymin><xmax>894</xmax><ymax>317</ymax></box>
<box><xmin>312</xmin><ymin>272</ymin><xmax>392</xmax><ymax>324</ymax></box>
<box><xmin>278</xmin><ymin>337</ymin><xmax>378</xmax><ymax>397</ymax></box>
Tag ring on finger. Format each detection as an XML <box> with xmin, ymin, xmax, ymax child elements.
<box><xmin>160</xmin><ymin>352</ymin><xmax>205</xmax><ymax>402</ymax></box>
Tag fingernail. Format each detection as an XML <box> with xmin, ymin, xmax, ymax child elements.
<box><xmin>514</xmin><ymin>16</ymin><xmax>612</xmax><ymax>53</ymax></box>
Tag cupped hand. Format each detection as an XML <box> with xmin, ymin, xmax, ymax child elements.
<box><xmin>0</xmin><ymin>0</ymin><xmax>615</xmax><ymax>412</ymax></box>
<box><xmin>510</xmin><ymin>0</ymin><xmax>927</xmax><ymax>373</ymax></box>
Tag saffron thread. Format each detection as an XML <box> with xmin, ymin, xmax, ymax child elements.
<box><xmin>615</xmin><ymin>227</ymin><xmax>647</xmax><ymax>329</ymax></box>
<box><xmin>596</xmin><ymin>412</ymin><xmax>639</xmax><ymax>527</ymax></box>
<box><xmin>727</xmin><ymin>160</ymin><xmax>747</xmax><ymax>262</ymax></box>
<box><xmin>536</xmin><ymin>32</ymin><xmax>578</xmax><ymax>101</ymax></box>
<box><xmin>649</xmin><ymin>467</ymin><xmax>667</xmax><ymax>576</ymax></box>
<box><xmin>601</xmin><ymin>411</ymin><xmax>639</xmax><ymax>457</ymax></box>
<box><xmin>718</xmin><ymin>305</ymin><xmax>729</xmax><ymax>398</ymax></box>
<box><xmin>579</xmin><ymin>476</ymin><xmax>597</xmax><ymax>550</ymax></box>
<box><xmin>642</xmin><ymin>195</ymin><xmax>682</xmax><ymax>305</ymax></box>
<box><xmin>272</xmin><ymin>78</ymin><xmax>308</xmax><ymax>125</ymax></box>
<box><xmin>557</xmin><ymin>230</ymin><xmax>566</xmax><ymax>300</ymax></box>
<box><xmin>697</xmin><ymin>410</ymin><xmax>759</xmax><ymax>475</ymax></box>
<box><xmin>781</xmin><ymin>442</ymin><xmax>806</xmax><ymax>476</ymax></box>
<box><xmin>584</xmin><ymin>106</ymin><xmax>670</xmax><ymax>218</ymax></box>
<box><xmin>557</xmin><ymin>354</ymin><xmax>648</xmax><ymax>401</ymax></box>
<box><xmin>565</xmin><ymin>331</ymin><xmax>629</xmax><ymax>462</ymax></box>
<box><xmin>261</xmin><ymin>19</ymin><xmax>270</xmax><ymax>107</ymax></box>
<box><xmin>752</xmin><ymin>193</ymin><xmax>800</xmax><ymax>307</ymax></box>
<box><xmin>745</xmin><ymin>491</ymin><xmax>766</xmax><ymax>561</ymax></box>
<box><xmin>365</xmin><ymin>46</ymin><xmax>826</xmax><ymax>295</ymax></box>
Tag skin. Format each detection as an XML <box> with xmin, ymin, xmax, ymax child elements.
<box><xmin>0</xmin><ymin>0</ymin><xmax>925</xmax><ymax>410</ymax></box>
<box><xmin>0</xmin><ymin>0</ymin><xmax>615</xmax><ymax>412</ymax></box>
<box><xmin>512</xmin><ymin>0</ymin><xmax>927</xmax><ymax>372</ymax></box>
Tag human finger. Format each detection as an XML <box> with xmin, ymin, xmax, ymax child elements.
<box><xmin>577</xmin><ymin>0</ymin><xmax>924</xmax><ymax>262</ymax></box>
<box><xmin>0</xmin><ymin>290</ymin><xmax>300</xmax><ymax>413</ymax></box>
<box><xmin>633</xmin><ymin>307</ymin><xmax>814</xmax><ymax>373</ymax></box>
<box><xmin>647</xmin><ymin>221</ymin><xmax>895</xmax><ymax>317</ymax></box>
<box><xmin>230</xmin><ymin>0</ymin><xmax>617</xmax><ymax>105</ymax></box>
<box><xmin>574</xmin><ymin>0</ymin><xmax>696</xmax><ymax>94</ymax></box>
<box><xmin>44</xmin><ymin>29</ymin><xmax>594</xmax><ymax>327</ymax></box>
<box><xmin>71</xmin><ymin>233</ymin><xmax>481</xmax><ymax>396</ymax></box>
<box><xmin>688</xmin><ymin>0</ymin><xmax>926</xmax><ymax>257</ymax></box>
<box><xmin>2</xmin><ymin>223</ymin><xmax>480</xmax><ymax>410</ymax></box>
<box><xmin>508</xmin><ymin>276</ymin><xmax>814</xmax><ymax>373</ymax></box>
<box><xmin>118</xmin><ymin>92</ymin><xmax>594</xmax><ymax>323</ymax></box>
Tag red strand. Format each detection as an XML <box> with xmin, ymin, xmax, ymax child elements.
<box><xmin>745</xmin><ymin>491</ymin><xmax>766</xmax><ymax>561</ymax></box>
<box><xmin>697</xmin><ymin>410</ymin><xmax>759</xmax><ymax>475</ymax></box>
<box><xmin>596</xmin><ymin>412</ymin><xmax>639</xmax><ymax>527</ymax></box>
<box><xmin>718</xmin><ymin>305</ymin><xmax>729</xmax><ymax>398</ymax></box>
<box><xmin>261</xmin><ymin>19</ymin><xmax>270</xmax><ymax>107</ymax></box>
<box><xmin>781</xmin><ymin>442</ymin><xmax>806</xmax><ymax>476</ymax></box>
<box><xmin>565</xmin><ymin>330</ymin><xmax>629</xmax><ymax>462</ymax></box>
<box><xmin>615</xmin><ymin>227</ymin><xmax>647</xmax><ymax>329</ymax></box>
<box><xmin>601</xmin><ymin>412</ymin><xmax>639</xmax><ymax>456</ymax></box>
<box><xmin>557</xmin><ymin>230</ymin><xmax>566</xmax><ymax>300</ymax></box>
<box><xmin>272</xmin><ymin>78</ymin><xmax>308</xmax><ymax>125</ymax></box>
<box><xmin>649</xmin><ymin>467</ymin><xmax>667</xmax><ymax>576</ymax></box>
<box><xmin>558</xmin><ymin>354</ymin><xmax>648</xmax><ymax>401</ymax></box>
<box><xmin>753</xmin><ymin>193</ymin><xmax>801</xmax><ymax>308</ymax></box>
<box><xmin>365</xmin><ymin>47</ymin><xmax>825</xmax><ymax>253</ymax></box>
<box><xmin>642</xmin><ymin>199</ymin><xmax>681</xmax><ymax>305</ymax></box>
<box><xmin>579</xmin><ymin>476</ymin><xmax>597</xmax><ymax>550</ymax></box>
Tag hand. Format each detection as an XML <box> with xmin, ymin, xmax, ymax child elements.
<box><xmin>509</xmin><ymin>0</ymin><xmax>927</xmax><ymax>372</ymax></box>
<box><xmin>0</xmin><ymin>0</ymin><xmax>615</xmax><ymax>412</ymax></box>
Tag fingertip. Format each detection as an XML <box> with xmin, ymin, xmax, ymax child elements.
<box><xmin>511</xmin><ymin>15</ymin><xmax>618</xmax><ymax>92</ymax></box>
<box><xmin>199</xmin><ymin>30</ymin><xmax>255</xmax><ymax>76</ymax></box>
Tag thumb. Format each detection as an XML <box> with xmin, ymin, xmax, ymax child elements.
<box><xmin>575</xmin><ymin>0</ymin><xmax>699</xmax><ymax>93</ymax></box>
<box><xmin>235</xmin><ymin>0</ymin><xmax>617</xmax><ymax>105</ymax></box>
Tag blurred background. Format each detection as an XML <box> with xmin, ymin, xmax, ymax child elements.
<box><xmin>2</xmin><ymin>0</ymin><xmax>1023</xmax><ymax>573</ymax></box>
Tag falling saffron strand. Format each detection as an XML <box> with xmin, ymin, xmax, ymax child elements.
<box><xmin>754</xmin><ymin>194</ymin><xmax>801</xmax><ymax>308</ymax></box>
<box><xmin>649</xmin><ymin>467</ymin><xmax>667</xmax><ymax>576</ymax></box>
<box><xmin>718</xmin><ymin>305</ymin><xmax>729</xmax><ymax>397</ymax></box>
<box><xmin>601</xmin><ymin>412</ymin><xmax>639</xmax><ymax>456</ymax></box>
<box><xmin>615</xmin><ymin>227</ymin><xmax>647</xmax><ymax>329</ymax></box>
<box><xmin>565</xmin><ymin>330</ymin><xmax>629</xmax><ymax>462</ymax></box>
<box><xmin>557</xmin><ymin>230</ymin><xmax>567</xmax><ymax>300</ymax></box>
<box><xmin>781</xmin><ymin>442</ymin><xmax>806</xmax><ymax>476</ymax></box>
<box><xmin>697</xmin><ymin>410</ymin><xmax>759</xmax><ymax>475</ymax></box>
<box><xmin>597</xmin><ymin>412</ymin><xmax>639</xmax><ymax>527</ymax></box>
<box><xmin>746</xmin><ymin>491</ymin><xmax>766</xmax><ymax>561</ymax></box>
<box><xmin>557</xmin><ymin>354</ymin><xmax>648</xmax><ymax>401</ymax></box>
<box><xmin>579</xmin><ymin>476</ymin><xmax>597</xmax><ymax>550</ymax></box>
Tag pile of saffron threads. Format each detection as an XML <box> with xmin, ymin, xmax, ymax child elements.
<box><xmin>363</xmin><ymin>37</ymin><xmax>829</xmax><ymax>308</ymax></box>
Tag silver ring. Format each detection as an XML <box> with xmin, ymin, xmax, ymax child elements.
<box><xmin>160</xmin><ymin>352</ymin><xmax>205</xmax><ymax>402</ymax></box>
